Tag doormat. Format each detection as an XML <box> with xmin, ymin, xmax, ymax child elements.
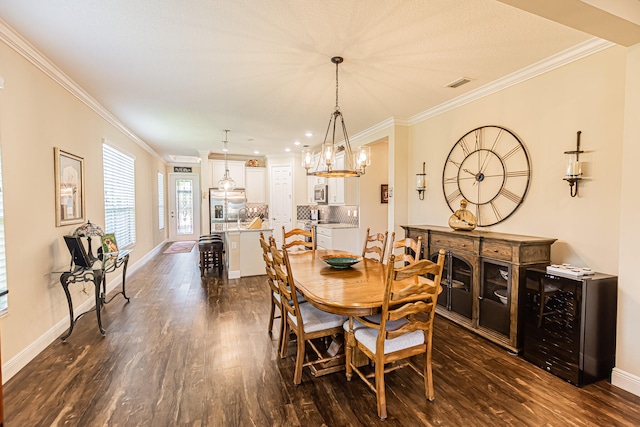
<box><xmin>163</xmin><ymin>241</ymin><xmax>196</xmax><ymax>254</ymax></box>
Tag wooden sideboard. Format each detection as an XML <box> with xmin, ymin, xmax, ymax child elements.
<box><xmin>402</xmin><ymin>225</ymin><xmax>556</xmax><ymax>353</ymax></box>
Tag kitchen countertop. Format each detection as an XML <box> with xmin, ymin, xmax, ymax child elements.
<box><xmin>310</xmin><ymin>222</ymin><xmax>359</xmax><ymax>229</ymax></box>
<box><xmin>211</xmin><ymin>222</ymin><xmax>274</xmax><ymax>233</ymax></box>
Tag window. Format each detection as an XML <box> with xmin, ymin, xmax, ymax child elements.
<box><xmin>0</xmin><ymin>148</ymin><xmax>7</xmax><ymax>313</ymax></box>
<box><xmin>103</xmin><ymin>144</ymin><xmax>136</xmax><ymax>248</ymax></box>
<box><xmin>158</xmin><ymin>172</ymin><xmax>165</xmax><ymax>230</ymax></box>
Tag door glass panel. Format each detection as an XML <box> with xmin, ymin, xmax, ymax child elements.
<box><xmin>176</xmin><ymin>179</ymin><xmax>194</xmax><ymax>235</ymax></box>
<box><xmin>430</xmin><ymin>252</ymin><xmax>472</xmax><ymax>319</ymax></box>
<box><xmin>450</xmin><ymin>255</ymin><xmax>473</xmax><ymax>319</ymax></box>
<box><xmin>479</xmin><ymin>260</ymin><xmax>510</xmax><ymax>336</ymax></box>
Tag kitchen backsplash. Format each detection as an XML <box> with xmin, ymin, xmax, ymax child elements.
<box><xmin>246</xmin><ymin>204</ymin><xmax>268</xmax><ymax>219</ymax></box>
<box><xmin>297</xmin><ymin>205</ymin><xmax>359</xmax><ymax>226</ymax></box>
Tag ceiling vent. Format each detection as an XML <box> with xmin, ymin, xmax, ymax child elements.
<box><xmin>445</xmin><ymin>77</ymin><xmax>472</xmax><ymax>88</ymax></box>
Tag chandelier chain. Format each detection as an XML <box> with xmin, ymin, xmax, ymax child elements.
<box><xmin>335</xmin><ymin>60</ymin><xmax>340</xmax><ymax>112</ymax></box>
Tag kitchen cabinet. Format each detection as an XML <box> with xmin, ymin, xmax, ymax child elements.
<box><xmin>327</xmin><ymin>152</ymin><xmax>345</xmax><ymax>204</ymax></box>
<box><xmin>523</xmin><ymin>269</ymin><xmax>617</xmax><ymax>386</ymax></box>
<box><xmin>210</xmin><ymin>159</ymin><xmax>245</xmax><ymax>189</ymax></box>
<box><xmin>402</xmin><ymin>225</ymin><xmax>556</xmax><ymax>353</ymax></box>
<box><xmin>316</xmin><ymin>225</ymin><xmax>359</xmax><ymax>254</ymax></box>
<box><xmin>328</xmin><ymin>152</ymin><xmax>359</xmax><ymax>205</ymax></box>
<box><xmin>245</xmin><ymin>167</ymin><xmax>266</xmax><ymax>203</ymax></box>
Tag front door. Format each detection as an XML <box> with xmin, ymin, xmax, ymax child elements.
<box><xmin>169</xmin><ymin>173</ymin><xmax>200</xmax><ymax>241</ymax></box>
<box><xmin>269</xmin><ymin>164</ymin><xmax>292</xmax><ymax>247</ymax></box>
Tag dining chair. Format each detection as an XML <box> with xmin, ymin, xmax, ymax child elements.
<box><xmin>282</xmin><ymin>226</ymin><xmax>314</xmax><ymax>251</ymax></box>
<box><xmin>361</xmin><ymin>228</ymin><xmax>388</xmax><ymax>262</ymax></box>
<box><xmin>259</xmin><ymin>232</ymin><xmax>284</xmax><ymax>348</ymax></box>
<box><xmin>388</xmin><ymin>232</ymin><xmax>423</xmax><ymax>267</ymax></box>
<box><xmin>271</xmin><ymin>244</ymin><xmax>347</xmax><ymax>385</ymax></box>
<box><xmin>345</xmin><ymin>249</ymin><xmax>445</xmax><ymax>420</ymax></box>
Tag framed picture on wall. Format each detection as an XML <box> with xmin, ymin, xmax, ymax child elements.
<box><xmin>381</xmin><ymin>184</ymin><xmax>389</xmax><ymax>204</ymax></box>
<box><xmin>54</xmin><ymin>147</ymin><xmax>86</xmax><ymax>226</ymax></box>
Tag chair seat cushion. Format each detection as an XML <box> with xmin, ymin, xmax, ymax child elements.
<box><xmin>289</xmin><ymin>303</ymin><xmax>347</xmax><ymax>333</ymax></box>
<box><xmin>346</xmin><ymin>317</ymin><xmax>425</xmax><ymax>355</ymax></box>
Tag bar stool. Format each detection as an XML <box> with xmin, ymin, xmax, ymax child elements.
<box><xmin>199</xmin><ymin>235</ymin><xmax>224</xmax><ymax>276</ymax></box>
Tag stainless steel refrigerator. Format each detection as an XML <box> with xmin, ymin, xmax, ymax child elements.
<box><xmin>210</xmin><ymin>189</ymin><xmax>247</xmax><ymax>229</ymax></box>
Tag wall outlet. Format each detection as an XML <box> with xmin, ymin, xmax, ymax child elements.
<box><xmin>231</xmin><ymin>242</ymin><xmax>237</xmax><ymax>249</ymax></box>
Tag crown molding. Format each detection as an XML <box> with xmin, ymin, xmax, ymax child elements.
<box><xmin>350</xmin><ymin>116</ymin><xmax>409</xmax><ymax>144</ymax></box>
<box><xmin>409</xmin><ymin>37</ymin><xmax>615</xmax><ymax>124</ymax></box>
<box><xmin>0</xmin><ymin>19</ymin><xmax>163</xmax><ymax>161</ymax></box>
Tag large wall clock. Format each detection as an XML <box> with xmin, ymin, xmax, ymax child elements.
<box><xmin>442</xmin><ymin>125</ymin><xmax>531</xmax><ymax>227</ymax></box>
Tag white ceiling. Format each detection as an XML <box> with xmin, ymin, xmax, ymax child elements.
<box><xmin>0</xmin><ymin>0</ymin><xmax>596</xmax><ymax>161</ymax></box>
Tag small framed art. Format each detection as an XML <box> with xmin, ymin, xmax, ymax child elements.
<box><xmin>55</xmin><ymin>147</ymin><xmax>86</xmax><ymax>226</ymax></box>
<box><xmin>381</xmin><ymin>184</ymin><xmax>389</xmax><ymax>204</ymax></box>
<box><xmin>101</xmin><ymin>233</ymin><xmax>119</xmax><ymax>254</ymax></box>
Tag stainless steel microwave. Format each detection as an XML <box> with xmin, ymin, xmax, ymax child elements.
<box><xmin>314</xmin><ymin>184</ymin><xmax>328</xmax><ymax>204</ymax></box>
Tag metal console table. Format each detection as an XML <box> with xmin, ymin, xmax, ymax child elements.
<box><xmin>57</xmin><ymin>249</ymin><xmax>131</xmax><ymax>341</ymax></box>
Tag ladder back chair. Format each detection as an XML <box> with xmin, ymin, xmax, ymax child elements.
<box><xmin>282</xmin><ymin>226</ymin><xmax>314</xmax><ymax>251</ymax></box>
<box><xmin>361</xmin><ymin>228</ymin><xmax>388</xmax><ymax>262</ymax></box>
<box><xmin>259</xmin><ymin>232</ymin><xmax>284</xmax><ymax>349</ymax></box>
<box><xmin>345</xmin><ymin>249</ymin><xmax>445</xmax><ymax>420</ymax></box>
<box><xmin>388</xmin><ymin>232</ymin><xmax>423</xmax><ymax>267</ymax></box>
<box><xmin>270</xmin><ymin>245</ymin><xmax>347</xmax><ymax>385</ymax></box>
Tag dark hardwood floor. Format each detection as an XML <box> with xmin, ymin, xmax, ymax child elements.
<box><xmin>4</xmin><ymin>246</ymin><xmax>640</xmax><ymax>426</ymax></box>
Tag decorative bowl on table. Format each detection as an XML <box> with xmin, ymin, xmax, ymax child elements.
<box><xmin>321</xmin><ymin>253</ymin><xmax>363</xmax><ymax>269</ymax></box>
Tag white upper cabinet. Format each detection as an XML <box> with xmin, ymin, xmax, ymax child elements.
<box><xmin>245</xmin><ymin>167</ymin><xmax>266</xmax><ymax>203</ymax></box>
<box><xmin>210</xmin><ymin>159</ymin><xmax>246</xmax><ymax>189</ymax></box>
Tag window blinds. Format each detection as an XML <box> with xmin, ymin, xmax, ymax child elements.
<box><xmin>158</xmin><ymin>172</ymin><xmax>165</xmax><ymax>230</ymax></box>
<box><xmin>103</xmin><ymin>144</ymin><xmax>136</xmax><ymax>248</ymax></box>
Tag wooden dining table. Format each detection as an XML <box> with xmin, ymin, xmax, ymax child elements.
<box><xmin>286</xmin><ymin>248</ymin><xmax>442</xmax><ymax>378</ymax></box>
<box><xmin>286</xmin><ymin>249</ymin><xmax>390</xmax><ymax>376</ymax></box>
<box><xmin>285</xmin><ymin>249</ymin><xmax>389</xmax><ymax>317</ymax></box>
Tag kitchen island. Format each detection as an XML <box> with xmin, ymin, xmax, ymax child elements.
<box><xmin>211</xmin><ymin>221</ymin><xmax>273</xmax><ymax>278</ymax></box>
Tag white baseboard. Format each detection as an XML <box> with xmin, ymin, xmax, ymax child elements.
<box><xmin>612</xmin><ymin>368</ymin><xmax>640</xmax><ymax>397</ymax></box>
<box><xmin>227</xmin><ymin>269</ymin><xmax>241</xmax><ymax>279</ymax></box>
<box><xmin>2</xmin><ymin>240</ymin><xmax>167</xmax><ymax>383</ymax></box>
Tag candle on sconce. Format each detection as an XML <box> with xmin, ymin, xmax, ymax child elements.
<box><xmin>565</xmin><ymin>153</ymin><xmax>582</xmax><ymax>178</ymax></box>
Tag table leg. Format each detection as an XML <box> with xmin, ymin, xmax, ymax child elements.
<box><xmin>102</xmin><ymin>254</ymin><xmax>131</xmax><ymax>304</ymax></box>
<box><xmin>59</xmin><ymin>272</ymin><xmax>75</xmax><ymax>342</ymax></box>
<box><xmin>345</xmin><ymin>317</ymin><xmax>354</xmax><ymax>381</ymax></box>
<box><xmin>92</xmin><ymin>269</ymin><xmax>106</xmax><ymax>336</ymax></box>
<box><xmin>120</xmin><ymin>255</ymin><xmax>130</xmax><ymax>302</ymax></box>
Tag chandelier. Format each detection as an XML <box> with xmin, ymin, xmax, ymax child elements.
<box><xmin>302</xmin><ymin>56</ymin><xmax>370</xmax><ymax>178</ymax></box>
<box><xmin>218</xmin><ymin>129</ymin><xmax>235</xmax><ymax>191</ymax></box>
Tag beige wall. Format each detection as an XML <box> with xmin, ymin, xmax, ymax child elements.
<box><xmin>0</xmin><ymin>39</ymin><xmax>167</xmax><ymax>375</ymax></box>
<box><xmin>615</xmin><ymin>43</ymin><xmax>640</xmax><ymax>393</ymax></box>
<box><xmin>359</xmin><ymin>138</ymin><xmax>389</xmax><ymax>245</ymax></box>
<box><xmin>409</xmin><ymin>46</ymin><xmax>626</xmax><ymax>274</ymax></box>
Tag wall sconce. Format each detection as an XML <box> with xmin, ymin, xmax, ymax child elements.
<box><xmin>416</xmin><ymin>162</ymin><xmax>427</xmax><ymax>200</ymax></box>
<box><xmin>563</xmin><ymin>131</ymin><xmax>583</xmax><ymax>197</ymax></box>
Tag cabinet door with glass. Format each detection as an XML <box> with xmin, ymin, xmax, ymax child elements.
<box><xmin>431</xmin><ymin>250</ymin><xmax>473</xmax><ymax>322</ymax></box>
<box><xmin>479</xmin><ymin>260</ymin><xmax>511</xmax><ymax>337</ymax></box>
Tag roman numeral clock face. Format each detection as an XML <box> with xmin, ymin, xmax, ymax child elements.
<box><xmin>442</xmin><ymin>126</ymin><xmax>531</xmax><ymax>226</ymax></box>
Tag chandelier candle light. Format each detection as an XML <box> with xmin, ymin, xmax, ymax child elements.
<box><xmin>218</xmin><ymin>129</ymin><xmax>235</xmax><ymax>191</ymax></box>
<box><xmin>302</xmin><ymin>56</ymin><xmax>370</xmax><ymax>178</ymax></box>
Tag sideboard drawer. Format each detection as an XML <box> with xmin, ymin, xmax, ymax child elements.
<box><xmin>481</xmin><ymin>240</ymin><xmax>512</xmax><ymax>261</ymax></box>
<box><xmin>430</xmin><ymin>234</ymin><xmax>473</xmax><ymax>252</ymax></box>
